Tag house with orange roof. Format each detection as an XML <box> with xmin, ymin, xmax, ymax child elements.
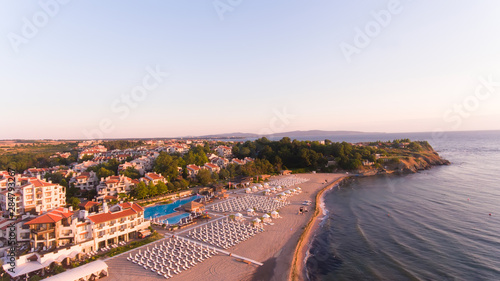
<box><xmin>231</xmin><ymin>158</ymin><xmax>246</xmax><ymax>165</ymax></box>
<box><xmin>78</xmin><ymin>200</ymin><xmax>101</xmax><ymax>213</ymax></box>
<box><xmin>167</xmin><ymin>144</ymin><xmax>188</xmax><ymax>154</ymax></box>
<box><xmin>204</xmin><ymin>163</ymin><xmax>221</xmax><ymax>174</ymax></box>
<box><xmin>130</xmin><ymin>155</ymin><xmax>155</xmax><ymax>175</ymax></box>
<box><xmin>69</xmin><ymin>171</ymin><xmax>98</xmax><ymax>191</ymax></box>
<box><xmin>96</xmin><ymin>175</ymin><xmax>135</xmax><ymax>197</ymax></box>
<box><xmin>25</xmin><ymin>207</ymin><xmax>76</xmax><ymax>250</ymax></box>
<box><xmin>73</xmin><ymin>160</ymin><xmax>98</xmax><ymax>173</ymax></box>
<box><xmin>211</xmin><ymin>156</ymin><xmax>230</xmax><ymax>168</ymax></box>
<box><xmin>118</xmin><ymin>161</ymin><xmax>134</xmax><ymax>173</ymax></box>
<box><xmin>142</xmin><ymin>172</ymin><xmax>167</xmax><ymax>185</ymax></box>
<box><xmin>215</xmin><ymin>145</ymin><xmax>232</xmax><ymax>157</ymax></box>
<box><xmin>186</xmin><ymin>164</ymin><xmax>201</xmax><ymax>178</ymax></box>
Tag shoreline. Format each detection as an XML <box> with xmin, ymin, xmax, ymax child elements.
<box><xmin>289</xmin><ymin>176</ymin><xmax>349</xmax><ymax>281</ymax></box>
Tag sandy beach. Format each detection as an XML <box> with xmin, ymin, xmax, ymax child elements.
<box><xmin>289</xmin><ymin>176</ymin><xmax>348</xmax><ymax>281</ymax></box>
<box><xmin>105</xmin><ymin>173</ymin><xmax>346</xmax><ymax>281</ymax></box>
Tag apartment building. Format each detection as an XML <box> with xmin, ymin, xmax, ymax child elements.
<box><xmin>0</xmin><ymin>177</ymin><xmax>66</xmax><ymax>216</ymax></box>
<box><xmin>87</xmin><ymin>202</ymin><xmax>149</xmax><ymax>250</ymax></box>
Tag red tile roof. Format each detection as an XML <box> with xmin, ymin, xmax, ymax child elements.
<box><xmin>204</xmin><ymin>163</ymin><xmax>218</xmax><ymax>169</ymax></box>
<box><xmin>145</xmin><ymin>173</ymin><xmax>163</xmax><ymax>180</ymax></box>
<box><xmin>187</xmin><ymin>165</ymin><xmax>200</xmax><ymax>171</ymax></box>
<box><xmin>29</xmin><ymin>179</ymin><xmax>56</xmax><ymax>188</ymax></box>
<box><xmin>79</xmin><ymin>201</ymin><xmax>100</xmax><ymax>208</ymax></box>
<box><xmin>88</xmin><ymin>202</ymin><xmax>143</xmax><ymax>224</ymax></box>
<box><xmin>26</xmin><ymin>208</ymin><xmax>73</xmax><ymax>225</ymax></box>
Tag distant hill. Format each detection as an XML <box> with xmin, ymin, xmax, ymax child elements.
<box><xmin>191</xmin><ymin>130</ymin><xmax>382</xmax><ymax>139</ymax></box>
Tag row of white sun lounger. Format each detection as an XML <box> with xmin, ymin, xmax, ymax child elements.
<box><xmin>187</xmin><ymin>218</ymin><xmax>264</xmax><ymax>249</ymax></box>
<box><xmin>211</xmin><ymin>195</ymin><xmax>290</xmax><ymax>213</ymax></box>
<box><xmin>127</xmin><ymin>236</ymin><xmax>217</xmax><ymax>279</ymax></box>
<box><xmin>268</xmin><ymin>176</ymin><xmax>309</xmax><ymax>187</ymax></box>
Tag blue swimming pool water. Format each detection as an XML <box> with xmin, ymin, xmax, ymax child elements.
<box><xmin>144</xmin><ymin>195</ymin><xmax>201</xmax><ymax>219</ymax></box>
<box><xmin>165</xmin><ymin>213</ymin><xmax>190</xmax><ymax>224</ymax></box>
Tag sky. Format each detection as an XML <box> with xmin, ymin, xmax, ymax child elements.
<box><xmin>1</xmin><ymin>0</ymin><xmax>500</xmax><ymax>139</ymax></box>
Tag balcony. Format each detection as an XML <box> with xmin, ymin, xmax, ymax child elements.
<box><xmin>31</xmin><ymin>227</ymin><xmax>55</xmax><ymax>234</ymax></box>
<box><xmin>60</xmin><ymin>231</ymin><xmax>72</xmax><ymax>237</ymax></box>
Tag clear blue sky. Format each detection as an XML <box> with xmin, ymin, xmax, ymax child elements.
<box><xmin>1</xmin><ymin>0</ymin><xmax>500</xmax><ymax>139</ymax></box>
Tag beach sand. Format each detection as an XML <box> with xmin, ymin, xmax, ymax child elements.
<box><xmin>105</xmin><ymin>173</ymin><xmax>346</xmax><ymax>281</ymax></box>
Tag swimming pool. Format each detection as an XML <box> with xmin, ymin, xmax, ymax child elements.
<box><xmin>165</xmin><ymin>213</ymin><xmax>190</xmax><ymax>224</ymax></box>
<box><xmin>144</xmin><ymin>195</ymin><xmax>201</xmax><ymax>219</ymax></box>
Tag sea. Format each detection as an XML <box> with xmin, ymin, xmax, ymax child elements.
<box><xmin>299</xmin><ymin>130</ymin><xmax>500</xmax><ymax>281</ymax></box>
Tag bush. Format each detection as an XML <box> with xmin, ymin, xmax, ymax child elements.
<box><xmin>29</xmin><ymin>275</ymin><xmax>42</xmax><ymax>281</ymax></box>
<box><xmin>53</xmin><ymin>264</ymin><xmax>65</xmax><ymax>274</ymax></box>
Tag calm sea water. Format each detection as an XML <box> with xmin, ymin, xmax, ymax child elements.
<box><xmin>305</xmin><ymin>131</ymin><xmax>500</xmax><ymax>281</ymax></box>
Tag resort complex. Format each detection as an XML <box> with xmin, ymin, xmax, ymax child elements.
<box><xmin>0</xmin><ymin>137</ymin><xmax>446</xmax><ymax>280</ymax></box>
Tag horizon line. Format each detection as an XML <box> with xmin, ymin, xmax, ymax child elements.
<box><xmin>1</xmin><ymin>129</ymin><xmax>499</xmax><ymax>141</ymax></box>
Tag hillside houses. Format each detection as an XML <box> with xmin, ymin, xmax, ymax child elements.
<box><xmin>70</xmin><ymin>171</ymin><xmax>98</xmax><ymax>191</ymax></box>
<box><xmin>96</xmin><ymin>175</ymin><xmax>135</xmax><ymax>197</ymax></box>
<box><xmin>215</xmin><ymin>145</ymin><xmax>232</xmax><ymax>157</ymax></box>
<box><xmin>211</xmin><ymin>156</ymin><xmax>229</xmax><ymax>168</ymax></box>
<box><xmin>204</xmin><ymin>163</ymin><xmax>220</xmax><ymax>174</ymax></box>
<box><xmin>73</xmin><ymin>161</ymin><xmax>99</xmax><ymax>173</ymax></box>
<box><xmin>78</xmin><ymin>145</ymin><xmax>107</xmax><ymax>159</ymax></box>
<box><xmin>141</xmin><ymin>172</ymin><xmax>167</xmax><ymax>185</ymax></box>
<box><xmin>167</xmin><ymin>144</ymin><xmax>188</xmax><ymax>154</ymax></box>
<box><xmin>186</xmin><ymin>164</ymin><xmax>201</xmax><ymax>178</ymax></box>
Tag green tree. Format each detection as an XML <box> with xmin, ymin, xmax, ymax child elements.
<box><xmin>219</xmin><ymin>169</ymin><xmax>230</xmax><ymax>180</ymax></box>
<box><xmin>178</xmin><ymin>179</ymin><xmax>189</xmax><ymax>189</ymax></box>
<box><xmin>96</xmin><ymin>167</ymin><xmax>114</xmax><ymax>179</ymax></box>
<box><xmin>153</xmin><ymin>153</ymin><xmax>180</xmax><ymax>181</ymax></box>
<box><xmin>408</xmin><ymin>142</ymin><xmax>422</xmax><ymax>151</ymax></box>
<box><xmin>79</xmin><ymin>155</ymin><xmax>94</xmax><ymax>162</ymax></box>
<box><xmin>68</xmin><ymin>197</ymin><xmax>80</xmax><ymax>210</ymax></box>
<box><xmin>134</xmin><ymin>182</ymin><xmax>148</xmax><ymax>199</ymax></box>
<box><xmin>148</xmin><ymin>181</ymin><xmax>158</xmax><ymax>197</ymax></box>
<box><xmin>196</xmin><ymin>169</ymin><xmax>212</xmax><ymax>186</ymax></box>
<box><xmin>120</xmin><ymin>167</ymin><xmax>141</xmax><ymax>179</ymax></box>
<box><xmin>29</xmin><ymin>275</ymin><xmax>42</xmax><ymax>281</ymax></box>
<box><xmin>60</xmin><ymin>178</ymin><xmax>68</xmax><ymax>188</ymax></box>
<box><xmin>44</xmin><ymin>172</ymin><xmax>63</xmax><ymax>183</ymax></box>
<box><xmin>156</xmin><ymin>182</ymin><xmax>168</xmax><ymax>195</ymax></box>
